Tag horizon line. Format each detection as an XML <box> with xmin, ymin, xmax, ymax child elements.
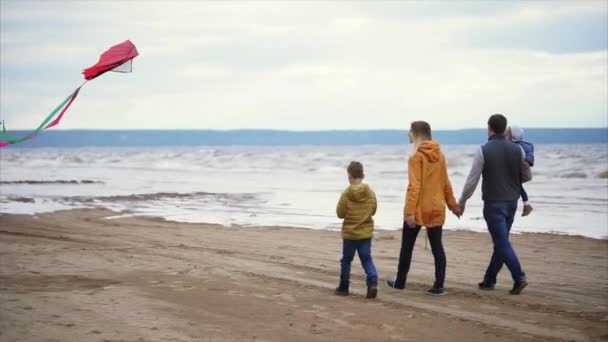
<box><xmin>4</xmin><ymin>127</ymin><xmax>608</xmax><ymax>132</ymax></box>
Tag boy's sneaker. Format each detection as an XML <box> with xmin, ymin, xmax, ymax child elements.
<box><xmin>335</xmin><ymin>287</ymin><xmax>349</xmax><ymax>296</ymax></box>
<box><xmin>385</xmin><ymin>279</ymin><xmax>405</xmax><ymax>289</ymax></box>
<box><xmin>426</xmin><ymin>287</ymin><xmax>445</xmax><ymax>296</ymax></box>
<box><xmin>509</xmin><ymin>281</ymin><xmax>528</xmax><ymax>295</ymax></box>
<box><xmin>522</xmin><ymin>204</ymin><xmax>533</xmax><ymax>217</ymax></box>
<box><xmin>478</xmin><ymin>282</ymin><xmax>495</xmax><ymax>291</ymax></box>
<box><xmin>366</xmin><ymin>286</ymin><xmax>378</xmax><ymax>299</ymax></box>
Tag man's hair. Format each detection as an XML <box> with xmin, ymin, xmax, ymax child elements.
<box><xmin>410</xmin><ymin>121</ymin><xmax>432</xmax><ymax>139</ymax></box>
<box><xmin>347</xmin><ymin>161</ymin><xmax>364</xmax><ymax>179</ymax></box>
<box><xmin>488</xmin><ymin>114</ymin><xmax>508</xmax><ymax>134</ymax></box>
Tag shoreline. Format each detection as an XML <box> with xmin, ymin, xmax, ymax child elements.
<box><xmin>1</xmin><ymin>208</ymin><xmax>607</xmax><ymax>341</ymax></box>
<box><xmin>2</xmin><ymin>207</ymin><xmax>607</xmax><ymax>241</ymax></box>
<box><xmin>107</xmin><ymin>210</ymin><xmax>608</xmax><ymax>241</ymax></box>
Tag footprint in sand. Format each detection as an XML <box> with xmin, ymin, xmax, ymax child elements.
<box><xmin>479</xmin><ymin>304</ymin><xmax>499</xmax><ymax>310</ymax></box>
<box><xmin>381</xmin><ymin>323</ymin><xmax>395</xmax><ymax>331</ymax></box>
<box><xmin>227</xmin><ymin>290</ymin><xmax>245</xmax><ymax>297</ymax></box>
<box><xmin>315</xmin><ymin>312</ymin><xmax>330</xmax><ymax>319</ymax></box>
<box><xmin>332</xmin><ymin>318</ymin><xmax>349</xmax><ymax>327</ymax></box>
<box><xmin>173</xmin><ymin>286</ymin><xmax>195</xmax><ymax>292</ymax></box>
<box><xmin>273</xmin><ymin>293</ymin><xmax>295</xmax><ymax>302</ymax></box>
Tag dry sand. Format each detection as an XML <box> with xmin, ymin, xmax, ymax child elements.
<box><xmin>1</xmin><ymin>209</ymin><xmax>607</xmax><ymax>342</ymax></box>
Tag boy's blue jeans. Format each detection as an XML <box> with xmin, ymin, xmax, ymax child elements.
<box><xmin>339</xmin><ymin>238</ymin><xmax>378</xmax><ymax>289</ymax></box>
<box><xmin>482</xmin><ymin>200</ymin><xmax>527</xmax><ymax>285</ymax></box>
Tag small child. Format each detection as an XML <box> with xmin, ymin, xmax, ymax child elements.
<box><xmin>509</xmin><ymin>126</ymin><xmax>535</xmax><ymax>216</ymax></box>
<box><xmin>335</xmin><ymin>161</ymin><xmax>378</xmax><ymax>299</ymax></box>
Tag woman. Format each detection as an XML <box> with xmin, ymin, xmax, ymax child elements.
<box><xmin>386</xmin><ymin>121</ymin><xmax>461</xmax><ymax>295</ymax></box>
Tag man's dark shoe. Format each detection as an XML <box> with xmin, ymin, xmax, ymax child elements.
<box><xmin>426</xmin><ymin>287</ymin><xmax>445</xmax><ymax>296</ymax></box>
<box><xmin>385</xmin><ymin>279</ymin><xmax>405</xmax><ymax>289</ymax></box>
<box><xmin>366</xmin><ymin>286</ymin><xmax>378</xmax><ymax>299</ymax></box>
<box><xmin>510</xmin><ymin>281</ymin><xmax>528</xmax><ymax>295</ymax></box>
<box><xmin>335</xmin><ymin>287</ymin><xmax>349</xmax><ymax>296</ymax></box>
<box><xmin>478</xmin><ymin>282</ymin><xmax>495</xmax><ymax>291</ymax></box>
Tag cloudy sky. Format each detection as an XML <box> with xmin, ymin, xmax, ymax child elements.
<box><xmin>1</xmin><ymin>1</ymin><xmax>606</xmax><ymax>130</ymax></box>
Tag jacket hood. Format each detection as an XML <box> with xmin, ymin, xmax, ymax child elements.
<box><xmin>510</xmin><ymin>126</ymin><xmax>524</xmax><ymax>142</ymax></box>
<box><xmin>346</xmin><ymin>183</ymin><xmax>373</xmax><ymax>202</ymax></box>
<box><xmin>416</xmin><ymin>140</ymin><xmax>441</xmax><ymax>163</ymax></box>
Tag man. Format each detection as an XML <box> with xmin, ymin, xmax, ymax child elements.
<box><xmin>459</xmin><ymin>114</ymin><xmax>531</xmax><ymax>295</ymax></box>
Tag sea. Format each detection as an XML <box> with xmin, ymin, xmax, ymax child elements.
<box><xmin>1</xmin><ymin>129</ymin><xmax>607</xmax><ymax>239</ymax></box>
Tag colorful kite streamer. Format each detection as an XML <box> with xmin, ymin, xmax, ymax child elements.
<box><xmin>0</xmin><ymin>40</ymin><xmax>139</xmax><ymax>147</ymax></box>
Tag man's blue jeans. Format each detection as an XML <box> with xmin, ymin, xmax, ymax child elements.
<box><xmin>339</xmin><ymin>238</ymin><xmax>378</xmax><ymax>289</ymax></box>
<box><xmin>483</xmin><ymin>200</ymin><xmax>527</xmax><ymax>285</ymax></box>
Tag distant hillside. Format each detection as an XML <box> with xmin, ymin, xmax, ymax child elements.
<box><xmin>3</xmin><ymin>128</ymin><xmax>607</xmax><ymax>148</ymax></box>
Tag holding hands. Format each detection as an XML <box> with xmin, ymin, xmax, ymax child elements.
<box><xmin>451</xmin><ymin>205</ymin><xmax>463</xmax><ymax>218</ymax></box>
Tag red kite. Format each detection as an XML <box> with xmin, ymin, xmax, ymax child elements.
<box><xmin>1</xmin><ymin>40</ymin><xmax>139</xmax><ymax>147</ymax></box>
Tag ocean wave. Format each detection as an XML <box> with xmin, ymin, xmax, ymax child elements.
<box><xmin>2</xmin><ymin>196</ymin><xmax>36</xmax><ymax>203</ymax></box>
<box><xmin>0</xmin><ymin>180</ymin><xmax>104</xmax><ymax>185</ymax></box>
<box><xmin>60</xmin><ymin>191</ymin><xmax>261</xmax><ymax>204</ymax></box>
<box><xmin>558</xmin><ymin>172</ymin><xmax>588</xmax><ymax>179</ymax></box>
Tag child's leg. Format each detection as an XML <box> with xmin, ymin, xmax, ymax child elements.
<box><xmin>339</xmin><ymin>239</ymin><xmax>357</xmax><ymax>289</ymax></box>
<box><xmin>520</xmin><ymin>185</ymin><xmax>529</xmax><ymax>205</ymax></box>
<box><xmin>356</xmin><ymin>238</ymin><xmax>378</xmax><ymax>287</ymax></box>
<box><xmin>396</xmin><ymin>224</ymin><xmax>422</xmax><ymax>288</ymax></box>
<box><xmin>427</xmin><ymin>226</ymin><xmax>446</xmax><ymax>289</ymax></box>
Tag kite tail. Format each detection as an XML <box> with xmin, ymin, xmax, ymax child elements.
<box><xmin>0</xmin><ymin>84</ymin><xmax>84</xmax><ymax>148</ymax></box>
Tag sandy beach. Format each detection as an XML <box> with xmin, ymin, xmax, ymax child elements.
<box><xmin>0</xmin><ymin>209</ymin><xmax>607</xmax><ymax>342</ymax></box>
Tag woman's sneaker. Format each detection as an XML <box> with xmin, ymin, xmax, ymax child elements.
<box><xmin>385</xmin><ymin>279</ymin><xmax>405</xmax><ymax>289</ymax></box>
<box><xmin>426</xmin><ymin>287</ymin><xmax>445</xmax><ymax>296</ymax></box>
<box><xmin>335</xmin><ymin>287</ymin><xmax>349</xmax><ymax>296</ymax></box>
<box><xmin>478</xmin><ymin>282</ymin><xmax>495</xmax><ymax>291</ymax></box>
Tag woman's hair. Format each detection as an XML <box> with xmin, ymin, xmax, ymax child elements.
<box><xmin>410</xmin><ymin>121</ymin><xmax>432</xmax><ymax>139</ymax></box>
<box><xmin>409</xmin><ymin>121</ymin><xmax>432</xmax><ymax>158</ymax></box>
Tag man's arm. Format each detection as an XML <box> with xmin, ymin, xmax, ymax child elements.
<box><xmin>336</xmin><ymin>191</ymin><xmax>348</xmax><ymax>219</ymax></box>
<box><xmin>442</xmin><ymin>157</ymin><xmax>459</xmax><ymax>212</ymax></box>
<box><xmin>459</xmin><ymin>147</ymin><xmax>484</xmax><ymax>210</ymax></box>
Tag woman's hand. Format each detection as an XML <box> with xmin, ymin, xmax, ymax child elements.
<box><xmin>451</xmin><ymin>205</ymin><xmax>463</xmax><ymax>218</ymax></box>
<box><xmin>405</xmin><ymin>215</ymin><xmax>416</xmax><ymax>228</ymax></box>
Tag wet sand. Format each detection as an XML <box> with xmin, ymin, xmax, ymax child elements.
<box><xmin>1</xmin><ymin>209</ymin><xmax>607</xmax><ymax>342</ymax></box>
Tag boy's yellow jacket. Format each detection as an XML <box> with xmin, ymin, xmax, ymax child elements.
<box><xmin>336</xmin><ymin>183</ymin><xmax>377</xmax><ymax>240</ymax></box>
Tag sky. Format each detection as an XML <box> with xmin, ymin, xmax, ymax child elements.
<box><xmin>0</xmin><ymin>1</ymin><xmax>607</xmax><ymax>130</ymax></box>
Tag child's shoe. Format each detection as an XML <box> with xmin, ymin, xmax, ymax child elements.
<box><xmin>366</xmin><ymin>286</ymin><xmax>378</xmax><ymax>299</ymax></box>
<box><xmin>522</xmin><ymin>204</ymin><xmax>533</xmax><ymax>217</ymax></box>
<box><xmin>335</xmin><ymin>287</ymin><xmax>349</xmax><ymax>296</ymax></box>
<box><xmin>509</xmin><ymin>281</ymin><xmax>528</xmax><ymax>295</ymax></box>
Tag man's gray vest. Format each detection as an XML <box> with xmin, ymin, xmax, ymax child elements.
<box><xmin>481</xmin><ymin>134</ymin><xmax>523</xmax><ymax>201</ymax></box>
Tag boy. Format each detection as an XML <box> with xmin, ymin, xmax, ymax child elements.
<box><xmin>509</xmin><ymin>126</ymin><xmax>535</xmax><ymax>216</ymax></box>
<box><xmin>335</xmin><ymin>161</ymin><xmax>378</xmax><ymax>299</ymax></box>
